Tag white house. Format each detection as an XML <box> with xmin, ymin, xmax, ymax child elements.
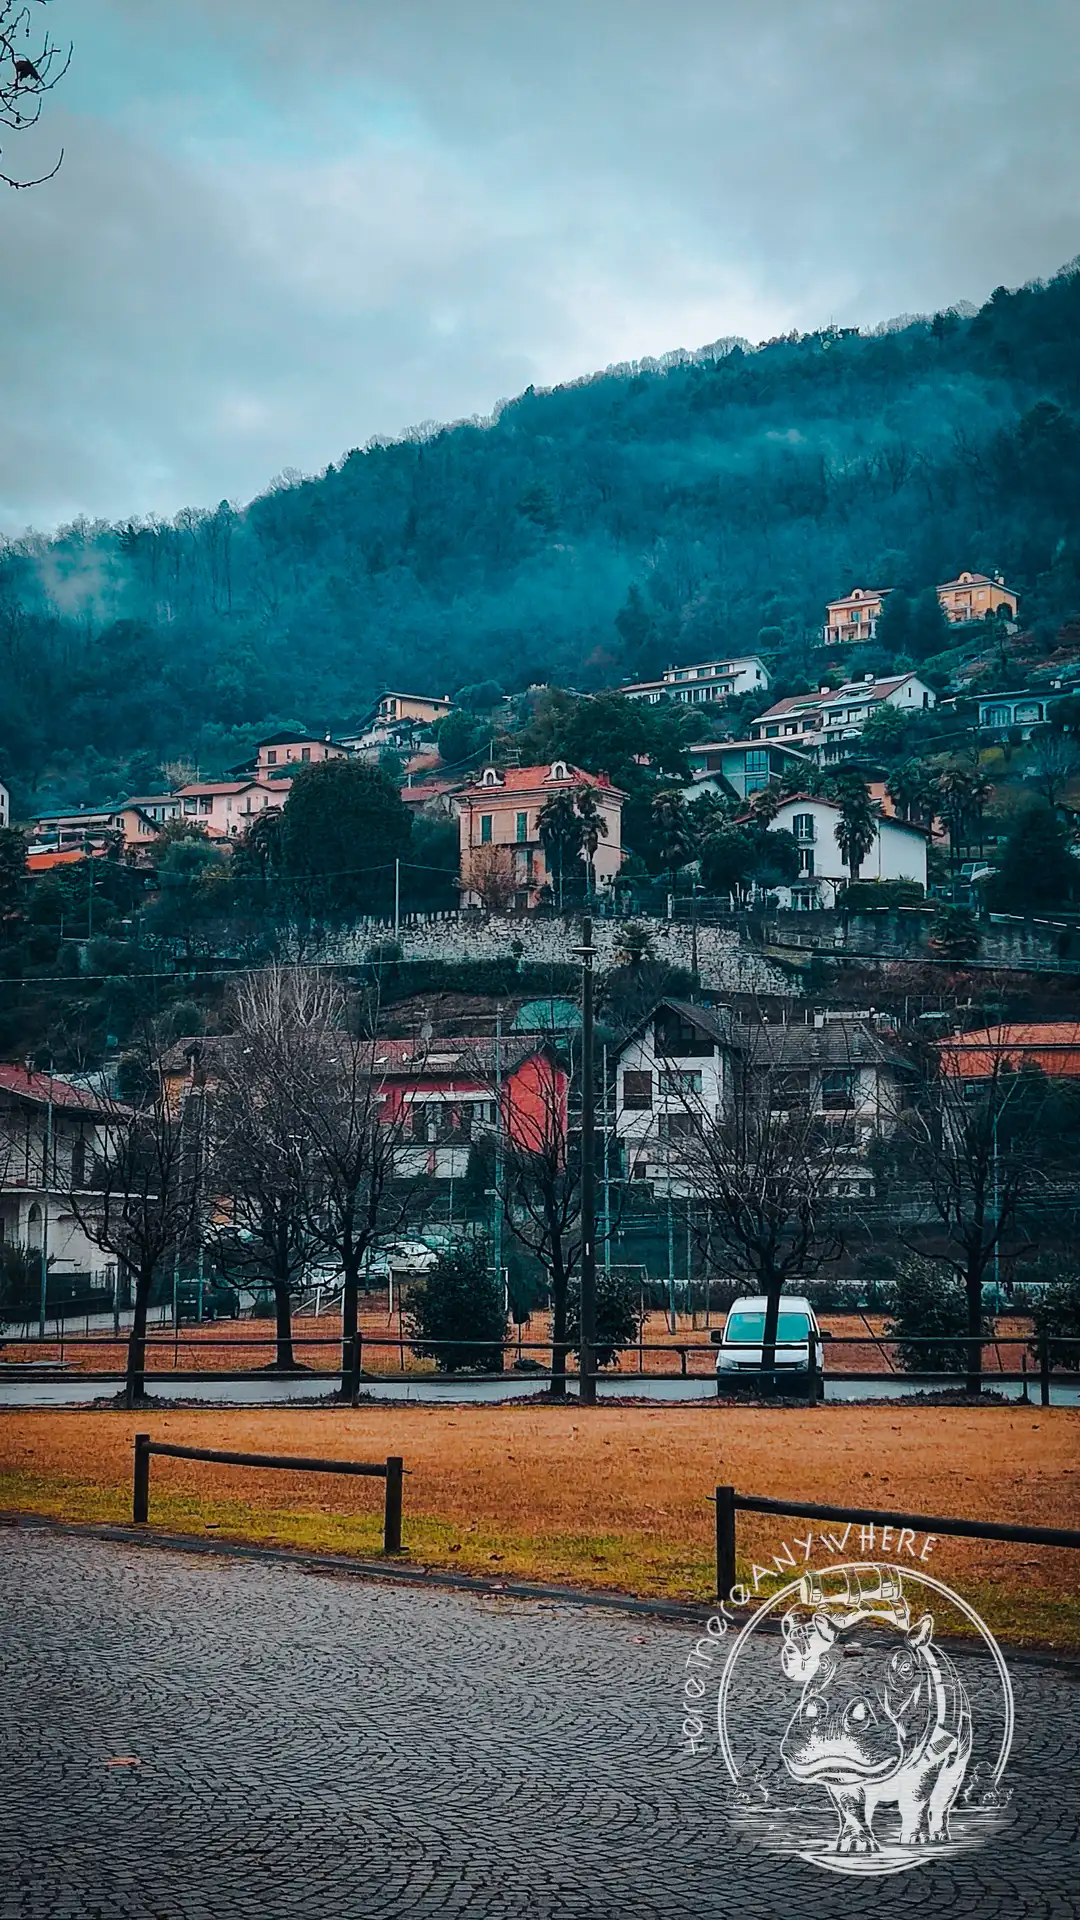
<box><xmin>765</xmin><ymin>794</ymin><xmax>928</xmax><ymax>909</ymax></box>
<box><xmin>620</xmin><ymin>656</ymin><xmax>770</xmax><ymax>710</ymax></box>
<box><xmin>613</xmin><ymin>1000</ymin><xmax>734</xmax><ymax>1196</ymax></box>
<box><xmin>0</xmin><ymin>1066</ymin><xmax>116</xmax><ymax>1285</ymax></box>
<box><xmin>611</xmin><ymin>1002</ymin><xmax>913</xmax><ymax>1200</ymax></box>
<box><xmin>749</xmin><ymin>673</ymin><xmax>936</xmax><ymax>760</ymax></box>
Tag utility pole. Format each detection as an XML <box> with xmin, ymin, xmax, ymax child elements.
<box><xmin>601</xmin><ymin>1042</ymin><xmax>612</xmax><ymax>1282</ymax></box>
<box><xmin>577</xmin><ymin>915</ymin><xmax>597</xmax><ymax>1406</ymax></box>
<box><xmin>492</xmin><ymin>1007</ymin><xmax>503</xmax><ymax>1301</ymax></box>
<box><xmin>393</xmin><ymin>857</ymin><xmax>401</xmax><ymax>942</ymax></box>
<box><xmin>38</xmin><ymin>1068</ymin><xmax>54</xmax><ymax>1339</ymax></box>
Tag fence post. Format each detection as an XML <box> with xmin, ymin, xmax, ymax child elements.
<box><xmin>1039</xmin><ymin>1333</ymin><xmax>1051</xmax><ymax>1409</ymax></box>
<box><xmin>349</xmin><ymin>1331</ymin><xmax>363</xmax><ymax>1408</ymax></box>
<box><xmin>383</xmin><ymin>1456</ymin><xmax>404</xmax><ymax>1554</ymax></box>
<box><xmin>806</xmin><ymin>1340</ymin><xmax>818</xmax><ymax>1406</ymax></box>
<box><xmin>715</xmin><ymin>1484</ymin><xmax>737</xmax><ymax>1601</ymax></box>
<box><xmin>133</xmin><ymin>1433</ymin><xmax>151</xmax><ymax>1524</ymax></box>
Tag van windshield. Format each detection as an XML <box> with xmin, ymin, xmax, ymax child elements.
<box><xmin>724</xmin><ymin>1311</ymin><xmax>811</xmax><ymax>1345</ymax></box>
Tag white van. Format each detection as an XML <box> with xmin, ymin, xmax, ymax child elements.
<box><xmin>714</xmin><ymin>1294</ymin><xmax>827</xmax><ymax>1388</ymax></box>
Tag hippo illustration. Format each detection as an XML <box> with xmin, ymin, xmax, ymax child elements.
<box><xmin>779</xmin><ymin>1601</ymin><xmax>973</xmax><ymax>1854</ymax></box>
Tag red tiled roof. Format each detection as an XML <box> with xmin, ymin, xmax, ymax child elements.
<box><xmin>0</xmin><ymin>1064</ymin><xmax>115</xmax><ymax>1111</ymax></box>
<box><xmin>458</xmin><ymin>764</ymin><xmax>625</xmax><ymax>799</ymax></box>
<box><xmin>27</xmin><ymin>848</ymin><xmax>107</xmax><ymax>872</ymax></box>
<box><xmin>936</xmin><ymin>1024</ymin><xmax>1080</xmax><ymax>1079</ymax></box>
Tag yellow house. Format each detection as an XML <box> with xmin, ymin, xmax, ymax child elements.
<box><xmin>936</xmin><ymin>571</ymin><xmax>1018</xmax><ymax>624</ymax></box>
<box><xmin>375</xmin><ymin>692</ymin><xmax>453</xmax><ymax>727</ymax></box>
<box><xmin>823</xmin><ymin>587</ymin><xmax>891</xmax><ymax>646</ymax></box>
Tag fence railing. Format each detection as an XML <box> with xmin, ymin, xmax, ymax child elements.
<box><xmin>4</xmin><ymin>1330</ymin><xmax>1078</xmax><ymax>1399</ymax></box>
<box><xmin>132</xmin><ymin>1436</ymin><xmax>405</xmax><ymax>1551</ymax></box>
<box><xmin>711</xmin><ymin>1486</ymin><xmax>1080</xmax><ymax>1599</ymax></box>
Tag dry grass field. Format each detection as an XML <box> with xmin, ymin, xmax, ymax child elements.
<box><xmin>2</xmin><ymin>1402</ymin><xmax>1077</xmax><ymax>1649</ymax></box>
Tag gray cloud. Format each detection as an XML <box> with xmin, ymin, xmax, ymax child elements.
<box><xmin>1</xmin><ymin>0</ymin><xmax>1078</xmax><ymax>530</ymax></box>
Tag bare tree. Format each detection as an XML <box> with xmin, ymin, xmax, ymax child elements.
<box><xmin>67</xmin><ymin>1051</ymin><xmax>199</xmax><ymax>1407</ymax></box>
<box><xmin>1</xmin><ymin>0</ymin><xmax>71</xmax><ymax>189</ymax></box>
<box><xmin>1025</xmin><ymin>735</ymin><xmax>1080</xmax><ymax>810</ymax></box>
<box><xmin>896</xmin><ymin>1037</ymin><xmax>1053</xmax><ymax>1393</ymax></box>
<box><xmin>487</xmin><ymin>1045</ymin><xmax>579</xmax><ymax>1395</ymax></box>
<box><xmin>204</xmin><ymin>969</ymin><xmax>329</xmax><ymax>1370</ymax></box>
<box><xmin>677</xmin><ymin>1023</ymin><xmax>857</xmax><ymax>1381</ymax></box>
<box><xmin>290</xmin><ymin>999</ymin><xmax>418</xmax><ymax>1400</ymax></box>
<box><xmin>465</xmin><ymin>844</ymin><xmax>518</xmax><ymax>912</ymax></box>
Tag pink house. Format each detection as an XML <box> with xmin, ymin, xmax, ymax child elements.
<box><xmin>176</xmin><ymin>779</ymin><xmax>291</xmax><ymax>839</ymax></box>
<box><xmin>229</xmin><ymin>732</ymin><xmax>351</xmax><ymax>779</ymax></box>
<box><xmin>457</xmin><ymin>761</ymin><xmax>625</xmax><ymax>910</ymax></box>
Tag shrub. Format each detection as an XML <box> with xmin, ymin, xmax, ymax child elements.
<box><xmin>567</xmin><ymin>1268</ymin><xmax>645</xmax><ymax>1368</ymax></box>
<box><xmin>885</xmin><ymin>1256</ymin><xmax>993</xmax><ymax>1374</ymax></box>
<box><xmin>404</xmin><ymin>1238</ymin><xmax>507</xmax><ymax>1372</ymax></box>
<box><xmin>835</xmin><ymin>879</ymin><xmax>925</xmax><ymax>913</ymax></box>
<box><xmin>927</xmin><ymin>904</ymin><xmax>980</xmax><ymax>962</ymax></box>
<box><xmin>1022</xmin><ymin>1257</ymin><xmax>1080</xmax><ymax>1371</ymax></box>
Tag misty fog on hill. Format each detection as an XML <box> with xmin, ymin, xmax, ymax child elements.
<box><xmin>2</xmin><ymin>266</ymin><xmax>1079</xmax><ymax>806</ymax></box>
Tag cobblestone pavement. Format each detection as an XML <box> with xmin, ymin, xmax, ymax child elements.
<box><xmin>0</xmin><ymin>1530</ymin><xmax>1077</xmax><ymax>1918</ymax></box>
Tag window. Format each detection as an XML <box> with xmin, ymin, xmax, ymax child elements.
<box><xmin>765</xmin><ymin>725</ymin><xmax>780</xmax><ymax>738</ymax></box>
<box><xmin>516</xmin><ymin>811</ymin><xmax>528</xmax><ymax>842</ymax></box>
<box><xmin>183</xmin><ymin>798</ymin><xmax>197</xmax><ymax>814</ymax></box>
<box><xmin>792</xmin><ymin>813</ymin><xmax>815</xmax><ymax>843</ymax></box>
<box><xmin>659</xmin><ymin>1068</ymin><xmax>702</xmax><ymax>1095</ymax></box>
<box><xmin>199</xmin><ymin>797</ymin><xmax>212</xmax><ymax>814</ymax></box>
<box><xmin>267</xmin><ymin>749</ymin><xmax>277</xmax><ymax>765</ymax></box>
<box><xmin>985</xmin><ymin>705</ymin><xmax>1010</xmax><ymax>728</ymax></box>
<box><xmin>821</xmin><ymin>1069</ymin><xmax>856</xmax><ymax>1111</ymax></box>
<box><xmin>480</xmin><ymin>814</ymin><xmax>493</xmax><ymax>844</ymax></box>
<box><xmin>622</xmin><ymin>1070</ymin><xmax>653</xmax><ymax>1111</ymax></box>
<box><xmin>799</xmin><ymin>850</ymin><xmax>814</xmax><ymax>877</ymax></box>
<box><xmin>745</xmin><ymin>750</ymin><xmax>768</xmax><ymax>777</ymax></box>
<box><xmin>301</xmin><ymin>746</ymin><xmax>311</xmax><ymax>762</ymax></box>
<box><xmin>658</xmin><ymin>1112</ymin><xmax>700</xmax><ymax>1140</ymax></box>
<box><xmin>70</xmin><ymin>1132</ymin><xmax>86</xmax><ymax>1189</ymax></box>
<box><xmin>770</xmin><ymin>1069</ymin><xmax>812</xmax><ymax>1110</ymax></box>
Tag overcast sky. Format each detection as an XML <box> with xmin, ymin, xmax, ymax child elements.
<box><xmin>1</xmin><ymin>0</ymin><xmax>1078</xmax><ymax>532</ymax></box>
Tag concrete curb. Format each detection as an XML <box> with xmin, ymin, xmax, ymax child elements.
<box><xmin>2</xmin><ymin>1507</ymin><xmax>1078</xmax><ymax>1669</ymax></box>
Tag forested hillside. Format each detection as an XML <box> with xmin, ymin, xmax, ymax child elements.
<box><xmin>3</xmin><ymin>266</ymin><xmax>1080</xmax><ymax>812</ymax></box>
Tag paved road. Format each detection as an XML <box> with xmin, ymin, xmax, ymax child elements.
<box><xmin>0</xmin><ymin>1529</ymin><xmax>1076</xmax><ymax>1918</ymax></box>
<box><xmin>3</xmin><ymin>1372</ymin><xmax>1079</xmax><ymax>1407</ymax></box>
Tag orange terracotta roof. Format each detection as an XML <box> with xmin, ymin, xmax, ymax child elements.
<box><xmin>27</xmin><ymin>847</ymin><xmax>107</xmax><ymax>871</ymax></box>
<box><xmin>936</xmin><ymin>1024</ymin><xmax>1080</xmax><ymax>1079</ymax></box>
<box><xmin>0</xmin><ymin>1063</ymin><xmax>116</xmax><ymax>1112</ymax></box>
<box><xmin>459</xmin><ymin>764</ymin><xmax>626</xmax><ymax>799</ymax></box>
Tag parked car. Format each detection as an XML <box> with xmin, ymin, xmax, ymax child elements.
<box><xmin>712</xmin><ymin>1294</ymin><xmax>828</xmax><ymax>1395</ymax></box>
<box><xmin>175</xmin><ymin>1279</ymin><xmax>240</xmax><ymax>1324</ymax></box>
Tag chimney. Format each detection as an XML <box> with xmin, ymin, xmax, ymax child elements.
<box><xmin>819</xmin><ymin>685</ymin><xmax>830</xmax><ymax>695</ymax></box>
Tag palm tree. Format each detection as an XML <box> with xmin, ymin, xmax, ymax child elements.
<box><xmin>574</xmin><ymin>787</ymin><xmax>608</xmax><ymax>901</ymax></box>
<box><xmin>831</xmin><ymin>771</ymin><xmax>878</xmax><ymax>884</ymax></box>
<box><xmin>538</xmin><ymin>791</ymin><xmax>583</xmax><ymax>910</ymax></box>
<box><xmin>650</xmin><ymin>788</ymin><xmax>693</xmax><ymax>891</ymax></box>
<box><xmin>886</xmin><ymin>757</ymin><xmax>938</xmax><ymax>827</ymax></box>
<box><xmin>935</xmin><ymin>764</ymin><xmax>988</xmax><ymax>874</ymax></box>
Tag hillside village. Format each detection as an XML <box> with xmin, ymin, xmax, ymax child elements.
<box><xmin>3</xmin><ymin>269</ymin><xmax>1080</xmax><ymax>1392</ymax></box>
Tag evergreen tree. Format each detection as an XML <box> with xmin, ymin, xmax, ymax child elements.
<box><xmin>405</xmin><ymin>1238</ymin><xmax>508</xmax><ymax>1372</ymax></box>
<box><xmin>908</xmin><ymin>586</ymin><xmax>952</xmax><ymax>660</ymax></box>
<box><xmin>989</xmin><ymin>806</ymin><xmax>1079</xmax><ymax>912</ymax></box>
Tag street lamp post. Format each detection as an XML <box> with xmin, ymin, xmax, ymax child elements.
<box><xmin>577</xmin><ymin>915</ymin><xmax>597</xmax><ymax>1406</ymax></box>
